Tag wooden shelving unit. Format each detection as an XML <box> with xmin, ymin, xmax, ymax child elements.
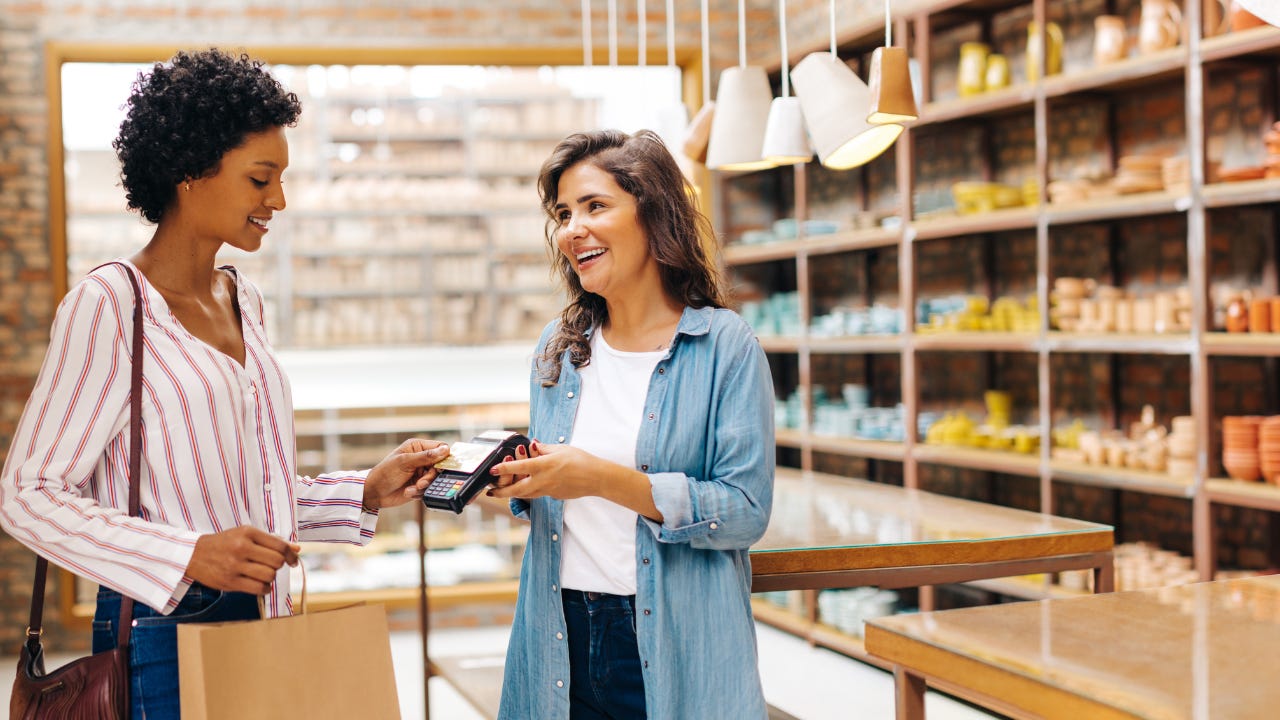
<box><xmin>717</xmin><ymin>0</ymin><xmax>1280</xmax><ymax>650</ymax></box>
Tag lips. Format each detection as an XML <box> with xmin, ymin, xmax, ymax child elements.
<box><xmin>575</xmin><ymin>247</ymin><xmax>606</xmax><ymax>270</ymax></box>
<box><xmin>248</xmin><ymin>216</ymin><xmax>270</xmax><ymax>233</ymax></box>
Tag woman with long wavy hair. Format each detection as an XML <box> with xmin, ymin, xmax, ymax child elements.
<box><xmin>489</xmin><ymin>129</ymin><xmax>775</xmax><ymax>719</ymax></box>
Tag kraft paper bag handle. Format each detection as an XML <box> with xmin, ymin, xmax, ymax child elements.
<box><xmin>257</xmin><ymin>560</ymin><xmax>307</xmax><ymax>618</ymax></box>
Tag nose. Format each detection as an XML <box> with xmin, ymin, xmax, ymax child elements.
<box><xmin>265</xmin><ymin>180</ymin><xmax>286</xmax><ymax>211</ymax></box>
<box><xmin>560</xmin><ymin>212</ymin><xmax>586</xmax><ymax>241</ymax></box>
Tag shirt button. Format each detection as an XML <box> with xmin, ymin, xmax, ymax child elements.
<box><xmin>552</xmin><ymin>584</ymin><xmax>558</xmax><ymax>592</ymax></box>
<box><xmin>556</xmin><ymin>680</ymin><xmax>564</xmax><ymax>688</ymax></box>
<box><xmin>648</xmin><ymin>413</ymin><xmax>655</xmax><ymax>420</ymax></box>
<box><xmin>658</xmin><ymin>368</ymin><xmax>665</xmax><ymax>374</ymax></box>
<box><xmin>644</xmin><ymin>661</ymin><xmax>649</xmax><ymax>668</ymax></box>
<box><xmin>641</xmin><ymin>464</ymin><xmax>649</xmax><ymax>471</ymax></box>
<box><xmin>643</xmin><ymin>609</ymin><xmax>651</xmax><ymax>615</ymax></box>
<box><xmin>556</xmin><ymin>632</ymin><xmax>564</xmax><ymax>640</ymax></box>
<box><xmin>551</xmin><ymin>534</ymin><xmax>559</xmax><ymax>541</ymax></box>
<box><xmin>567</xmin><ymin>391</ymin><xmax>575</xmax><ymax>398</ymax></box>
<box><xmin>710</xmin><ymin>522</ymin><xmax>718</xmax><ymax>530</ymax></box>
<box><xmin>642</xmin><ymin>558</ymin><xmax>650</xmax><ymax>564</ymax></box>
<box><xmin>558</xmin><ymin>436</ymin><xmax>566</xmax><ymax>443</ymax></box>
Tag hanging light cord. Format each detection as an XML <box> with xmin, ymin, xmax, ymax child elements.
<box><xmin>583</xmin><ymin>0</ymin><xmax>593</xmax><ymax>66</ymax></box>
<box><xmin>666</xmin><ymin>0</ymin><xmax>675</xmax><ymax>68</ymax></box>
<box><xmin>884</xmin><ymin>0</ymin><xmax>892</xmax><ymax>47</ymax></box>
<box><xmin>639</xmin><ymin>0</ymin><xmax>646</xmax><ymax>67</ymax></box>
<box><xmin>608</xmin><ymin>0</ymin><xmax>618</xmax><ymax>67</ymax></box>
<box><xmin>738</xmin><ymin>0</ymin><xmax>747</xmax><ymax>67</ymax></box>
<box><xmin>701</xmin><ymin>0</ymin><xmax>711</xmax><ymax>102</ymax></box>
<box><xmin>829</xmin><ymin>0</ymin><xmax>837</xmax><ymax>56</ymax></box>
<box><xmin>779</xmin><ymin>0</ymin><xmax>790</xmax><ymax>97</ymax></box>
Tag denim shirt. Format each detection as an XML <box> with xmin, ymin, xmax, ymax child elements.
<box><xmin>498</xmin><ymin>306</ymin><xmax>775</xmax><ymax>720</ymax></box>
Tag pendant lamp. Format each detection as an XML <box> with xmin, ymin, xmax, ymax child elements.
<box><xmin>866</xmin><ymin>0</ymin><xmax>918</xmax><ymax>124</ymax></box>
<box><xmin>1233</xmin><ymin>0</ymin><xmax>1280</xmax><ymax>27</ymax></box>
<box><xmin>761</xmin><ymin>0</ymin><xmax>812</xmax><ymax>165</ymax></box>
<box><xmin>705</xmin><ymin>0</ymin><xmax>775</xmax><ymax>171</ymax></box>
<box><xmin>581</xmin><ymin>0</ymin><xmax>592</xmax><ymax>66</ymax></box>
<box><xmin>682</xmin><ymin>0</ymin><xmax>715</xmax><ymax>164</ymax></box>
<box><xmin>656</xmin><ymin>0</ymin><xmax>689</xmax><ymax>138</ymax></box>
<box><xmin>790</xmin><ymin>0</ymin><xmax>903</xmax><ymax>170</ymax></box>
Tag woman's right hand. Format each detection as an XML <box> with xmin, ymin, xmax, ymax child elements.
<box><xmin>185</xmin><ymin>526</ymin><xmax>300</xmax><ymax>595</ymax></box>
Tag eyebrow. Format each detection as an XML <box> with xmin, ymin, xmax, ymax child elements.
<box><xmin>252</xmin><ymin>160</ymin><xmax>282</xmax><ymax>169</ymax></box>
<box><xmin>554</xmin><ymin>192</ymin><xmax>610</xmax><ymax>210</ymax></box>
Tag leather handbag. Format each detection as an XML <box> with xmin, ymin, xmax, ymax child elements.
<box><xmin>10</xmin><ymin>263</ymin><xmax>144</xmax><ymax>720</ymax></box>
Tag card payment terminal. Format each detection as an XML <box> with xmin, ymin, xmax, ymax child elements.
<box><xmin>420</xmin><ymin>430</ymin><xmax>530</xmax><ymax>513</ymax></box>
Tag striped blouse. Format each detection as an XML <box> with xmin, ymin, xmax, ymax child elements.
<box><xmin>0</xmin><ymin>261</ymin><xmax>376</xmax><ymax>617</ymax></box>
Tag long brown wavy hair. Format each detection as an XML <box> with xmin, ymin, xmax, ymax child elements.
<box><xmin>535</xmin><ymin>129</ymin><xmax>725</xmax><ymax>386</ymax></box>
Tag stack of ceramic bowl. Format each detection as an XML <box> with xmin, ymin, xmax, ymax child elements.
<box><xmin>1166</xmin><ymin>416</ymin><xmax>1196</xmax><ymax>478</ymax></box>
<box><xmin>1222</xmin><ymin>416</ymin><xmax>1262</xmax><ymax>482</ymax></box>
<box><xmin>1162</xmin><ymin>156</ymin><xmax>1189</xmax><ymax>195</ymax></box>
<box><xmin>1265</xmin><ymin>123</ymin><xmax>1280</xmax><ymax>179</ymax></box>
<box><xmin>1050</xmin><ymin>277</ymin><xmax>1094</xmax><ymax>332</ymax></box>
<box><xmin>1113</xmin><ymin>155</ymin><xmax>1165</xmax><ymax>194</ymax></box>
<box><xmin>1259</xmin><ymin>417</ymin><xmax>1280</xmax><ymax>484</ymax></box>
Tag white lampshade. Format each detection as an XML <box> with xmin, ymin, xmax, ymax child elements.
<box><xmin>705</xmin><ymin>66</ymin><xmax>776</xmax><ymax>172</ymax></box>
<box><xmin>790</xmin><ymin>52</ymin><xmax>904</xmax><ymax>170</ymax></box>
<box><xmin>1234</xmin><ymin>0</ymin><xmax>1280</xmax><ymax>26</ymax></box>
<box><xmin>761</xmin><ymin>96</ymin><xmax>811</xmax><ymax>165</ymax></box>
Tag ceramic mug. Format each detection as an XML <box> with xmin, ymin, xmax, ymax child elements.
<box><xmin>1027</xmin><ymin>21</ymin><xmax>1064</xmax><ymax>81</ymax></box>
<box><xmin>1095</xmin><ymin>15</ymin><xmax>1128</xmax><ymax>65</ymax></box>
<box><xmin>1139</xmin><ymin>0</ymin><xmax>1183</xmax><ymax>54</ymax></box>
<box><xmin>985</xmin><ymin>53</ymin><xmax>1010</xmax><ymax>91</ymax></box>
<box><xmin>959</xmin><ymin>42</ymin><xmax>990</xmax><ymax>96</ymax></box>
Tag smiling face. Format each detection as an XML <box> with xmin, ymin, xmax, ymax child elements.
<box><xmin>184</xmin><ymin>126</ymin><xmax>289</xmax><ymax>253</ymax></box>
<box><xmin>553</xmin><ymin>161</ymin><xmax>662</xmax><ymax>302</ymax></box>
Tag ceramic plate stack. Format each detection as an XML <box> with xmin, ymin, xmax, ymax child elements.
<box><xmin>1161</xmin><ymin>156</ymin><xmax>1188</xmax><ymax>195</ymax></box>
<box><xmin>1222</xmin><ymin>415</ymin><xmax>1262</xmax><ymax>482</ymax></box>
<box><xmin>1258</xmin><ymin>417</ymin><xmax>1280</xmax><ymax>484</ymax></box>
<box><xmin>1264</xmin><ymin>122</ymin><xmax>1280</xmax><ymax>178</ymax></box>
<box><xmin>1113</xmin><ymin>155</ymin><xmax>1165</xmax><ymax>194</ymax></box>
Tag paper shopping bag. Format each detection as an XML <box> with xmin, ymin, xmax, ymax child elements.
<box><xmin>178</xmin><ymin>603</ymin><xmax>401</xmax><ymax>720</ymax></box>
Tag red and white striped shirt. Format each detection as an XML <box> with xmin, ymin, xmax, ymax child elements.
<box><xmin>0</xmin><ymin>261</ymin><xmax>376</xmax><ymax>617</ymax></box>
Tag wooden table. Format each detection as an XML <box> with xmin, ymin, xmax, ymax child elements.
<box><xmin>752</xmin><ymin>469</ymin><xmax>1115</xmax><ymax>594</ymax></box>
<box><xmin>865</xmin><ymin>574</ymin><xmax>1280</xmax><ymax>720</ymax></box>
<box><xmin>420</xmin><ymin>467</ymin><xmax>1116</xmax><ymax>718</ymax></box>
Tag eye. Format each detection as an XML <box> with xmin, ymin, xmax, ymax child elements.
<box><xmin>588</xmin><ymin>200</ymin><xmax>606</xmax><ymax>211</ymax></box>
<box><xmin>250</xmin><ymin>177</ymin><xmax>269</xmax><ymax>188</ymax></box>
<box><xmin>556</xmin><ymin>209</ymin><xmax>572</xmax><ymax>224</ymax></box>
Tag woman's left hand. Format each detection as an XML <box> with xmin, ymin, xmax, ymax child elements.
<box><xmin>487</xmin><ymin>440</ymin><xmax>597</xmax><ymax>501</ymax></box>
<box><xmin>362</xmin><ymin>439</ymin><xmax>451</xmax><ymax>511</ymax></box>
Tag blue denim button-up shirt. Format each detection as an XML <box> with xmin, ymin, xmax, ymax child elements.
<box><xmin>498</xmin><ymin>305</ymin><xmax>775</xmax><ymax>720</ymax></box>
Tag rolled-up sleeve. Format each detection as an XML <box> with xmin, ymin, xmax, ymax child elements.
<box><xmin>295</xmin><ymin>470</ymin><xmax>378</xmax><ymax>544</ymax></box>
<box><xmin>643</xmin><ymin>328</ymin><xmax>774</xmax><ymax>551</ymax></box>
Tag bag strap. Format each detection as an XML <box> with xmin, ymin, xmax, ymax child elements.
<box><xmin>26</xmin><ymin>261</ymin><xmax>144</xmax><ymax>654</ymax></box>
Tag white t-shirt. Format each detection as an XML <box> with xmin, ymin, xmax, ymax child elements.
<box><xmin>559</xmin><ymin>330</ymin><xmax>664</xmax><ymax>596</ymax></box>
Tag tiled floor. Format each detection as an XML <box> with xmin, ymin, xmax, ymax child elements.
<box><xmin>4</xmin><ymin>622</ymin><xmax>999</xmax><ymax>719</ymax></box>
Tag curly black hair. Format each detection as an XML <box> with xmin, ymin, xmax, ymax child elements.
<box><xmin>113</xmin><ymin>48</ymin><xmax>302</xmax><ymax>223</ymax></box>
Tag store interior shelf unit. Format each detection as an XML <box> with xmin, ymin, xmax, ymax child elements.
<box><xmin>64</xmin><ymin>69</ymin><xmax>595</xmax><ymax>349</ymax></box>
<box><xmin>717</xmin><ymin>0</ymin><xmax>1280</xmax><ymax>628</ymax></box>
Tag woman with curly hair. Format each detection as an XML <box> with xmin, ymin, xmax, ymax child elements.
<box><xmin>0</xmin><ymin>48</ymin><xmax>447</xmax><ymax>719</ymax></box>
<box><xmin>489</xmin><ymin>129</ymin><xmax>775</xmax><ymax>719</ymax></box>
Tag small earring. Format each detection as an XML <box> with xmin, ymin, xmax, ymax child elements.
<box><xmin>184</xmin><ymin>182</ymin><xmax>191</xmax><ymax>191</ymax></box>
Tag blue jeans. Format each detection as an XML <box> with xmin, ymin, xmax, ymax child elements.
<box><xmin>561</xmin><ymin>589</ymin><xmax>647</xmax><ymax>720</ymax></box>
<box><xmin>92</xmin><ymin>585</ymin><xmax>259</xmax><ymax>720</ymax></box>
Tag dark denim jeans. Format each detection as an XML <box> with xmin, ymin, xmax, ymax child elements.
<box><xmin>561</xmin><ymin>589</ymin><xmax>647</xmax><ymax>720</ymax></box>
<box><xmin>92</xmin><ymin>585</ymin><xmax>259</xmax><ymax>720</ymax></box>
